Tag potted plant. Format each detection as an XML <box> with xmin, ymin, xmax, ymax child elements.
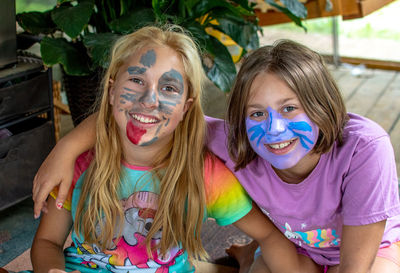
<box><xmin>17</xmin><ymin>0</ymin><xmax>306</xmax><ymax>125</ymax></box>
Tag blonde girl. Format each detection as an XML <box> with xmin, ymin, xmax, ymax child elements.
<box><xmin>30</xmin><ymin>26</ymin><xmax>302</xmax><ymax>273</ymax></box>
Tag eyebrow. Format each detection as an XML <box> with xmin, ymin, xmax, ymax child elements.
<box><xmin>247</xmin><ymin>97</ymin><xmax>297</xmax><ymax>109</ymax></box>
<box><xmin>247</xmin><ymin>103</ymin><xmax>265</xmax><ymax>109</ymax></box>
<box><xmin>127</xmin><ymin>66</ymin><xmax>146</xmax><ymax>75</ymax></box>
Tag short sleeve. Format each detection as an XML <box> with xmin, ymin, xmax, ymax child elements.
<box><xmin>204</xmin><ymin>154</ymin><xmax>252</xmax><ymax>226</ymax></box>
<box><xmin>49</xmin><ymin>150</ymin><xmax>94</xmax><ymax>211</ymax></box>
<box><xmin>342</xmin><ymin>135</ymin><xmax>400</xmax><ymax>225</ymax></box>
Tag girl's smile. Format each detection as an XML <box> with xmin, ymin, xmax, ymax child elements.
<box><xmin>265</xmin><ymin>138</ymin><xmax>298</xmax><ymax>155</ymax></box>
<box><xmin>129</xmin><ymin>112</ymin><xmax>159</xmax><ymax>125</ymax></box>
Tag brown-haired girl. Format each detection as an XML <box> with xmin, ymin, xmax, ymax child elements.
<box><xmin>29</xmin><ymin>28</ymin><xmax>302</xmax><ymax>273</ymax></box>
<box><xmin>207</xmin><ymin>39</ymin><xmax>400</xmax><ymax>272</ymax></box>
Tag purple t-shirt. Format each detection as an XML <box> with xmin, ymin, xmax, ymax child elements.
<box><xmin>206</xmin><ymin>113</ymin><xmax>400</xmax><ymax>266</ymax></box>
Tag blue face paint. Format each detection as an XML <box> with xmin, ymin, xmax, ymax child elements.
<box><xmin>139</xmin><ymin>49</ymin><xmax>156</xmax><ymax>68</ymax></box>
<box><xmin>246</xmin><ymin>107</ymin><xmax>319</xmax><ymax>169</ymax></box>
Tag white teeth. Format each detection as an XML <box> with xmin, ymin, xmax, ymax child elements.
<box><xmin>131</xmin><ymin>114</ymin><xmax>157</xmax><ymax>124</ymax></box>
<box><xmin>269</xmin><ymin>140</ymin><xmax>292</xmax><ymax>149</ymax></box>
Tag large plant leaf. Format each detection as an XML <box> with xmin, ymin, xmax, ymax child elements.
<box><xmin>16</xmin><ymin>11</ymin><xmax>57</xmax><ymax>35</ymax></box>
<box><xmin>181</xmin><ymin>20</ymin><xmax>237</xmax><ymax>92</ymax></box>
<box><xmin>279</xmin><ymin>0</ymin><xmax>307</xmax><ymax>18</ymax></box>
<box><xmin>204</xmin><ymin>35</ymin><xmax>237</xmax><ymax>92</ymax></box>
<box><xmin>152</xmin><ymin>0</ymin><xmax>174</xmax><ymax>18</ymax></box>
<box><xmin>40</xmin><ymin>37</ymin><xmax>91</xmax><ymax>75</ymax></box>
<box><xmin>57</xmin><ymin>0</ymin><xmax>73</xmax><ymax>4</ymax></box>
<box><xmin>207</xmin><ymin>9</ymin><xmax>260</xmax><ymax>51</ymax></box>
<box><xmin>181</xmin><ymin>21</ymin><xmax>208</xmax><ymax>50</ymax></box>
<box><xmin>51</xmin><ymin>1</ymin><xmax>94</xmax><ymax>39</ymax></box>
<box><xmin>191</xmin><ymin>0</ymin><xmax>253</xmax><ymax>19</ymax></box>
<box><xmin>83</xmin><ymin>33</ymin><xmax>120</xmax><ymax>69</ymax></box>
<box><xmin>231</xmin><ymin>0</ymin><xmax>255</xmax><ymax>11</ymax></box>
<box><xmin>108</xmin><ymin>8</ymin><xmax>155</xmax><ymax>34</ymax></box>
<box><xmin>265</xmin><ymin>0</ymin><xmax>306</xmax><ymax>29</ymax></box>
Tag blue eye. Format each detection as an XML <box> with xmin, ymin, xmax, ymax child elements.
<box><xmin>283</xmin><ymin>106</ymin><xmax>296</xmax><ymax>113</ymax></box>
<box><xmin>251</xmin><ymin>111</ymin><xmax>265</xmax><ymax>118</ymax></box>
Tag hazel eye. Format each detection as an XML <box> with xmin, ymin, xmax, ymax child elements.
<box><xmin>162</xmin><ymin>85</ymin><xmax>178</xmax><ymax>93</ymax></box>
<box><xmin>131</xmin><ymin>77</ymin><xmax>143</xmax><ymax>85</ymax></box>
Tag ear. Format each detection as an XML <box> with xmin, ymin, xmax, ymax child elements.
<box><xmin>108</xmin><ymin>78</ymin><xmax>115</xmax><ymax>105</ymax></box>
<box><xmin>183</xmin><ymin>98</ymin><xmax>193</xmax><ymax>114</ymax></box>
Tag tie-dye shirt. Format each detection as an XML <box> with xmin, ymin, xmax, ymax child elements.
<box><xmin>50</xmin><ymin>151</ymin><xmax>252</xmax><ymax>273</ymax></box>
<box><xmin>206</xmin><ymin>113</ymin><xmax>400</xmax><ymax>266</ymax></box>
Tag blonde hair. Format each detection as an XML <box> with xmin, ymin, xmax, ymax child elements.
<box><xmin>74</xmin><ymin>25</ymin><xmax>208</xmax><ymax>261</ymax></box>
<box><xmin>227</xmin><ymin>39</ymin><xmax>348</xmax><ymax>170</ymax></box>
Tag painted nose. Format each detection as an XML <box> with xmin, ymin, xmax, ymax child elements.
<box><xmin>139</xmin><ymin>88</ymin><xmax>158</xmax><ymax>108</ymax></box>
<box><xmin>266</xmin><ymin>111</ymin><xmax>286</xmax><ymax>135</ymax></box>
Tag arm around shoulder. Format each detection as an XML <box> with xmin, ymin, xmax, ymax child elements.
<box><xmin>32</xmin><ymin>113</ymin><xmax>98</xmax><ymax>218</ymax></box>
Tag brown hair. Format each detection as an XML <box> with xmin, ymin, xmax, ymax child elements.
<box><xmin>74</xmin><ymin>25</ymin><xmax>208</xmax><ymax>261</ymax></box>
<box><xmin>227</xmin><ymin>39</ymin><xmax>348</xmax><ymax>170</ymax></box>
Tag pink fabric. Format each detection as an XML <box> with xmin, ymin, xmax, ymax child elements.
<box><xmin>377</xmin><ymin>241</ymin><xmax>400</xmax><ymax>267</ymax></box>
<box><xmin>296</xmin><ymin>241</ymin><xmax>400</xmax><ymax>271</ymax></box>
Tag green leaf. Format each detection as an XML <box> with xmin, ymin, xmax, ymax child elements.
<box><xmin>191</xmin><ymin>0</ymin><xmax>253</xmax><ymax>19</ymax></box>
<box><xmin>265</xmin><ymin>0</ymin><xmax>306</xmax><ymax>30</ymax></box>
<box><xmin>108</xmin><ymin>8</ymin><xmax>155</xmax><ymax>34</ymax></box>
<box><xmin>207</xmin><ymin>10</ymin><xmax>260</xmax><ymax>51</ymax></box>
<box><xmin>204</xmin><ymin>35</ymin><xmax>236</xmax><ymax>92</ymax></box>
<box><xmin>152</xmin><ymin>0</ymin><xmax>172</xmax><ymax>17</ymax></box>
<box><xmin>280</xmin><ymin>0</ymin><xmax>307</xmax><ymax>18</ymax></box>
<box><xmin>184</xmin><ymin>0</ymin><xmax>201</xmax><ymax>11</ymax></box>
<box><xmin>40</xmin><ymin>37</ymin><xmax>91</xmax><ymax>75</ymax></box>
<box><xmin>57</xmin><ymin>0</ymin><xmax>73</xmax><ymax>4</ymax></box>
<box><xmin>16</xmin><ymin>11</ymin><xmax>57</xmax><ymax>35</ymax></box>
<box><xmin>51</xmin><ymin>1</ymin><xmax>94</xmax><ymax>39</ymax></box>
<box><xmin>181</xmin><ymin>21</ymin><xmax>209</xmax><ymax>52</ymax></box>
<box><xmin>230</xmin><ymin>0</ymin><xmax>254</xmax><ymax>11</ymax></box>
<box><xmin>181</xmin><ymin>21</ymin><xmax>236</xmax><ymax>91</ymax></box>
<box><xmin>83</xmin><ymin>33</ymin><xmax>120</xmax><ymax>69</ymax></box>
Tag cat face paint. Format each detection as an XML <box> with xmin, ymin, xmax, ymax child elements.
<box><xmin>109</xmin><ymin>46</ymin><xmax>190</xmax><ymax>148</ymax></box>
<box><xmin>246</xmin><ymin>107</ymin><xmax>319</xmax><ymax>169</ymax></box>
<box><xmin>245</xmin><ymin>72</ymin><xmax>319</xmax><ymax>170</ymax></box>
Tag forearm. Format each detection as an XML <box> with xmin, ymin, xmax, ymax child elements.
<box><xmin>31</xmin><ymin>238</ymin><xmax>66</xmax><ymax>273</ymax></box>
<box><xmin>338</xmin><ymin>222</ymin><xmax>385</xmax><ymax>273</ymax></box>
<box><xmin>58</xmin><ymin>112</ymin><xmax>97</xmax><ymax>155</ymax></box>
<box><xmin>32</xmin><ymin>113</ymin><xmax>98</xmax><ymax>217</ymax></box>
<box><xmin>233</xmin><ymin>205</ymin><xmax>301</xmax><ymax>273</ymax></box>
<box><xmin>258</xmin><ymin>232</ymin><xmax>301</xmax><ymax>273</ymax></box>
<box><xmin>337</xmin><ymin>251</ymin><xmax>376</xmax><ymax>273</ymax></box>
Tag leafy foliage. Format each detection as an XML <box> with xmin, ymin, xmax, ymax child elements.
<box><xmin>17</xmin><ymin>0</ymin><xmax>306</xmax><ymax>92</ymax></box>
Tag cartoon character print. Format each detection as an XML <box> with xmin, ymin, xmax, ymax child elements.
<box><xmin>72</xmin><ymin>191</ymin><xmax>183</xmax><ymax>272</ymax></box>
<box><xmin>283</xmin><ymin>222</ymin><xmax>340</xmax><ymax>248</ymax></box>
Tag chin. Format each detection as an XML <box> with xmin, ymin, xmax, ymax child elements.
<box><xmin>269</xmin><ymin>156</ymin><xmax>300</xmax><ymax>170</ymax></box>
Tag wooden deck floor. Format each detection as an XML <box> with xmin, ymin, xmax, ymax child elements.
<box><xmin>329</xmin><ymin>65</ymin><xmax>400</xmax><ymax>176</ymax></box>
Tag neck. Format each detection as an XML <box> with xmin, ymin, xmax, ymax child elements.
<box><xmin>273</xmin><ymin>152</ymin><xmax>321</xmax><ymax>184</ymax></box>
<box><xmin>122</xmin><ymin>137</ymin><xmax>171</xmax><ymax>167</ymax></box>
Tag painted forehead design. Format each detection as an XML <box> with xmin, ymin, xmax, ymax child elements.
<box><xmin>140</xmin><ymin>49</ymin><xmax>156</xmax><ymax>68</ymax></box>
